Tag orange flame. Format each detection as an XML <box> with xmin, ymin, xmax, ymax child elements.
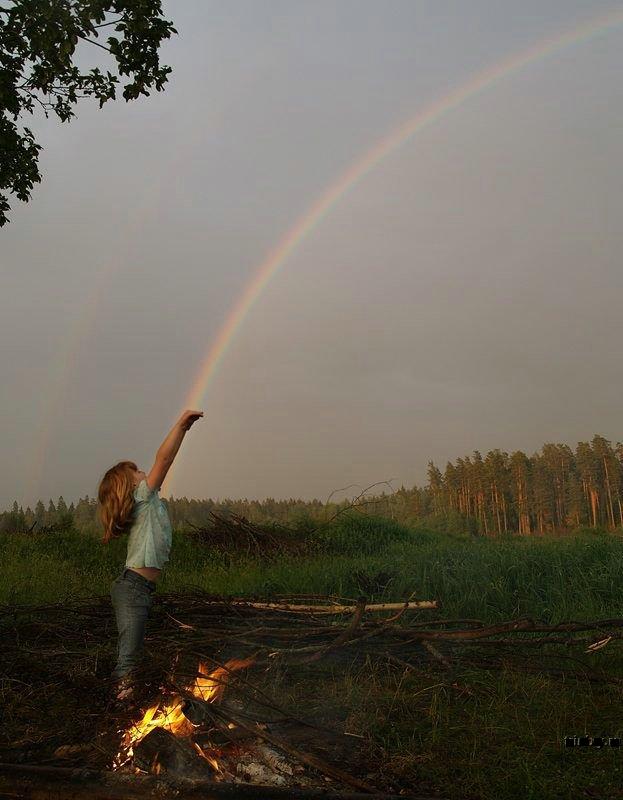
<box><xmin>113</xmin><ymin>656</ymin><xmax>255</xmax><ymax>772</ymax></box>
<box><xmin>192</xmin><ymin>657</ymin><xmax>256</xmax><ymax>703</ymax></box>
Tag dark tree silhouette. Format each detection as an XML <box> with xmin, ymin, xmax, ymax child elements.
<box><xmin>0</xmin><ymin>0</ymin><xmax>177</xmax><ymax>226</ymax></box>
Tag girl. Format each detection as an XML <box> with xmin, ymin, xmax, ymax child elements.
<box><xmin>97</xmin><ymin>409</ymin><xmax>203</xmax><ymax>701</ymax></box>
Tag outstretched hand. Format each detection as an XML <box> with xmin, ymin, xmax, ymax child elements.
<box><xmin>179</xmin><ymin>409</ymin><xmax>204</xmax><ymax>431</ymax></box>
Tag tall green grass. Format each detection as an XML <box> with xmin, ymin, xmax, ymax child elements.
<box><xmin>3</xmin><ymin>516</ymin><xmax>623</xmax><ymax>628</ymax></box>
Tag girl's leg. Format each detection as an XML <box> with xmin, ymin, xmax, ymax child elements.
<box><xmin>110</xmin><ymin>575</ymin><xmax>153</xmax><ymax>681</ymax></box>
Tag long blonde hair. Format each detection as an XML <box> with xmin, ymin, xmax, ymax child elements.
<box><xmin>98</xmin><ymin>460</ymin><xmax>138</xmax><ymax>544</ymax></box>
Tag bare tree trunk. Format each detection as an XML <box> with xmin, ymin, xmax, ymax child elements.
<box><xmin>603</xmin><ymin>457</ymin><xmax>615</xmax><ymax>530</ymax></box>
<box><xmin>590</xmin><ymin>487</ymin><xmax>599</xmax><ymax>528</ymax></box>
<box><xmin>493</xmin><ymin>485</ymin><xmax>502</xmax><ymax>536</ymax></box>
<box><xmin>480</xmin><ymin>492</ymin><xmax>489</xmax><ymax>536</ymax></box>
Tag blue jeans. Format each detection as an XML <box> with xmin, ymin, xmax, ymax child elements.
<box><xmin>110</xmin><ymin>568</ymin><xmax>156</xmax><ymax>681</ymax></box>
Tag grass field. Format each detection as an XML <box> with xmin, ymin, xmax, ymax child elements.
<box><xmin>2</xmin><ymin>515</ymin><xmax>623</xmax><ymax>799</ymax></box>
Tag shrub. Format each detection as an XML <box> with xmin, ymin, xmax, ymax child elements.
<box><xmin>412</xmin><ymin>509</ymin><xmax>479</xmax><ymax>537</ymax></box>
<box><xmin>310</xmin><ymin>512</ymin><xmax>412</xmax><ymax>556</ymax></box>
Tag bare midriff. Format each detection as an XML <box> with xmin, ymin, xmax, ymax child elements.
<box><xmin>128</xmin><ymin>566</ymin><xmax>161</xmax><ymax>582</ymax></box>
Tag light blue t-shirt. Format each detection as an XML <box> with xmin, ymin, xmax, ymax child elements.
<box><xmin>125</xmin><ymin>479</ymin><xmax>172</xmax><ymax>570</ymax></box>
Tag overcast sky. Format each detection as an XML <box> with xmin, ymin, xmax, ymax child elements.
<box><xmin>2</xmin><ymin>0</ymin><xmax>623</xmax><ymax>508</ymax></box>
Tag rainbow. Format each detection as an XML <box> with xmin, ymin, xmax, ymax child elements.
<box><xmin>163</xmin><ymin>7</ymin><xmax>623</xmax><ymax>496</ymax></box>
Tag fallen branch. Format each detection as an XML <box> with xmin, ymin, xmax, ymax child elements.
<box><xmin>421</xmin><ymin>640</ymin><xmax>453</xmax><ymax>670</ymax></box>
<box><xmin>296</xmin><ymin>597</ymin><xmax>368</xmax><ymax>664</ymax></box>
<box><xmin>220</xmin><ymin>600</ymin><xmax>437</xmax><ymax>614</ymax></box>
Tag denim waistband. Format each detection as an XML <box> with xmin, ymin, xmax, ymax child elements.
<box><xmin>121</xmin><ymin>568</ymin><xmax>157</xmax><ymax>592</ymax></box>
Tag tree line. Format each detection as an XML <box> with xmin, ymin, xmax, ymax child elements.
<box><xmin>2</xmin><ymin>434</ymin><xmax>622</xmax><ymax>537</ymax></box>
<box><xmin>426</xmin><ymin>434</ymin><xmax>623</xmax><ymax>535</ymax></box>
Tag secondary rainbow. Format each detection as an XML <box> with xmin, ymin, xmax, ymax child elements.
<box><xmin>26</xmin><ymin>114</ymin><xmax>223</xmax><ymax>502</ymax></box>
<box><xmin>163</xmin><ymin>6</ymin><xmax>623</xmax><ymax>495</ymax></box>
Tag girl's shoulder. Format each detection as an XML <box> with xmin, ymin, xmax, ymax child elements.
<box><xmin>134</xmin><ymin>478</ymin><xmax>157</xmax><ymax>504</ymax></box>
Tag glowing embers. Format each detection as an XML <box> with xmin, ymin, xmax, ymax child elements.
<box><xmin>113</xmin><ymin>657</ymin><xmax>255</xmax><ymax>777</ymax></box>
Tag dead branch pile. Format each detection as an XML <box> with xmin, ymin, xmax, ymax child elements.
<box><xmin>1</xmin><ymin>591</ymin><xmax>622</xmax><ymax>793</ymax></box>
<box><xmin>183</xmin><ymin>512</ymin><xmax>311</xmax><ymax>558</ymax></box>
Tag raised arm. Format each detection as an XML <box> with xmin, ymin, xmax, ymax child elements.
<box><xmin>158</xmin><ymin>409</ymin><xmax>204</xmax><ymax>461</ymax></box>
<box><xmin>146</xmin><ymin>410</ymin><xmax>203</xmax><ymax>491</ymax></box>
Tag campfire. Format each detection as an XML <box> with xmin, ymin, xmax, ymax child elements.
<box><xmin>113</xmin><ymin>657</ymin><xmax>256</xmax><ymax>779</ymax></box>
<box><xmin>109</xmin><ymin>651</ymin><xmax>381</xmax><ymax>792</ymax></box>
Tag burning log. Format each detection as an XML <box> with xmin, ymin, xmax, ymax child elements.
<box><xmin>181</xmin><ymin>695</ymin><xmax>217</xmax><ymax>726</ymax></box>
<box><xmin>111</xmin><ymin>657</ymin><xmax>257</xmax><ymax>776</ymax></box>
<box><xmin>154</xmin><ymin>678</ymin><xmax>371</xmax><ymax>795</ymax></box>
<box><xmin>132</xmin><ymin>727</ymin><xmax>214</xmax><ymax>779</ymax></box>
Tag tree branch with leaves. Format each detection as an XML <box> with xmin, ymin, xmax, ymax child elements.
<box><xmin>0</xmin><ymin>0</ymin><xmax>177</xmax><ymax>226</ymax></box>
